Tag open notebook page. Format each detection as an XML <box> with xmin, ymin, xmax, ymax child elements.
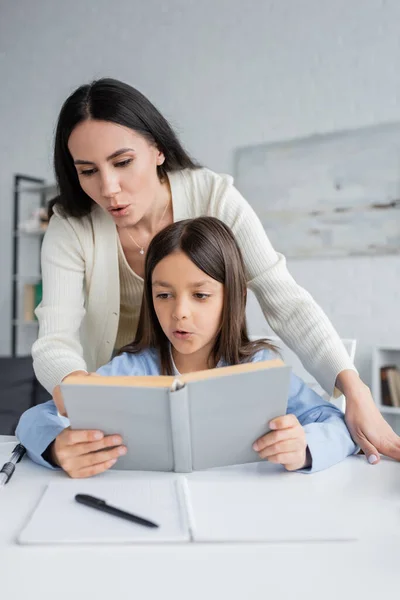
<box><xmin>186</xmin><ymin>478</ymin><xmax>359</xmax><ymax>542</ymax></box>
<box><xmin>18</xmin><ymin>478</ymin><xmax>190</xmax><ymax>545</ymax></box>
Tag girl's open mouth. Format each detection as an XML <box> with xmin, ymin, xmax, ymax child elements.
<box><xmin>173</xmin><ymin>330</ymin><xmax>193</xmax><ymax>340</ymax></box>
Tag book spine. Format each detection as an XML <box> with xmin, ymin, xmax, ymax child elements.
<box><xmin>169</xmin><ymin>385</ymin><xmax>192</xmax><ymax>473</ymax></box>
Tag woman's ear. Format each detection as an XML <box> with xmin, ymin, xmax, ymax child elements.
<box><xmin>156</xmin><ymin>150</ymin><xmax>165</xmax><ymax>166</ymax></box>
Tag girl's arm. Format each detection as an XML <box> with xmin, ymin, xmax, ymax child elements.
<box><xmin>32</xmin><ymin>214</ymin><xmax>88</xmax><ymax>395</ymax></box>
<box><xmin>15</xmin><ymin>401</ymin><xmax>69</xmax><ymax>469</ymax></box>
<box><xmin>287</xmin><ymin>374</ymin><xmax>358</xmax><ymax>472</ymax></box>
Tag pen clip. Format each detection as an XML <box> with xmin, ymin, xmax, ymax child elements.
<box><xmin>14</xmin><ymin>444</ymin><xmax>25</xmax><ymax>463</ymax></box>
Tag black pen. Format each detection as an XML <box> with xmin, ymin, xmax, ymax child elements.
<box><xmin>75</xmin><ymin>494</ymin><xmax>159</xmax><ymax>529</ymax></box>
<box><xmin>0</xmin><ymin>443</ymin><xmax>26</xmax><ymax>488</ymax></box>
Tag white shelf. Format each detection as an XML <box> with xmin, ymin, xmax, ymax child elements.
<box><xmin>12</xmin><ymin>320</ymin><xmax>38</xmax><ymax>327</ymax></box>
<box><xmin>380</xmin><ymin>406</ymin><xmax>400</xmax><ymax>415</ymax></box>
<box><xmin>13</xmin><ymin>230</ymin><xmax>46</xmax><ymax>237</ymax></box>
<box><xmin>372</xmin><ymin>345</ymin><xmax>400</xmax><ymax>414</ymax></box>
<box><xmin>13</xmin><ymin>275</ymin><xmax>41</xmax><ymax>282</ymax></box>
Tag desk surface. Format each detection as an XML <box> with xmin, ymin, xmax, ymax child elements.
<box><xmin>1</xmin><ymin>435</ymin><xmax>399</xmax><ymax>600</ymax></box>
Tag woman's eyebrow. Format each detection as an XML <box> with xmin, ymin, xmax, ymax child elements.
<box><xmin>73</xmin><ymin>148</ymin><xmax>134</xmax><ymax>165</ymax></box>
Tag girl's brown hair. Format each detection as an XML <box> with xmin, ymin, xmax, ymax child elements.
<box><xmin>122</xmin><ymin>217</ymin><xmax>276</xmax><ymax>374</ymax></box>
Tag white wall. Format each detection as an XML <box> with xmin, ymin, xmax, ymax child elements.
<box><xmin>1</xmin><ymin>0</ymin><xmax>400</xmax><ymax>384</ymax></box>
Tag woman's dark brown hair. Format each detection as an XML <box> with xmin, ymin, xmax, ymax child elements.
<box><xmin>122</xmin><ymin>217</ymin><xmax>275</xmax><ymax>374</ymax></box>
<box><xmin>50</xmin><ymin>78</ymin><xmax>199</xmax><ymax>219</ymax></box>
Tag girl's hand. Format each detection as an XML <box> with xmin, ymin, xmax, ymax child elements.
<box><xmin>253</xmin><ymin>414</ymin><xmax>309</xmax><ymax>471</ymax></box>
<box><xmin>51</xmin><ymin>428</ymin><xmax>127</xmax><ymax>478</ymax></box>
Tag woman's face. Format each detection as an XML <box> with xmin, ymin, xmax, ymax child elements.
<box><xmin>68</xmin><ymin>119</ymin><xmax>166</xmax><ymax>226</ymax></box>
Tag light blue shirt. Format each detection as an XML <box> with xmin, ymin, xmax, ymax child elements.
<box><xmin>16</xmin><ymin>348</ymin><xmax>357</xmax><ymax>473</ymax></box>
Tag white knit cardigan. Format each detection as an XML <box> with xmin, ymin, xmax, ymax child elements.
<box><xmin>32</xmin><ymin>168</ymin><xmax>354</xmax><ymax>394</ymax></box>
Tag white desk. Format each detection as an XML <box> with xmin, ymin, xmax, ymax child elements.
<box><xmin>1</xmin><ymin>435</ymin><xmax>400</xmax><ymax>600</ymax></box>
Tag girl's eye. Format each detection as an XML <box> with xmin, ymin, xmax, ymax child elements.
<box><xmin>156</xmin><ymin>293</ymin><xmax>171</xmax><ymax>299</ymax></box>
<box><xmin>115</xmin><ymin>159</ymin><xmax>133</xmax><ymax>168</ymax></box>
<box><xmin>80</xmin><ymin>168</ymin><xmax>97</xmax><ymax>177</ymax></box>
<box><xmin>194</xmin><ymin>293</ymin><xmax>210</xmax><ymax>300</ymax></box>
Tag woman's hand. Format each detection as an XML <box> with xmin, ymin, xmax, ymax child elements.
<box><xmin>253</xmin><ymin>414</ymin><xmax>309</xmax><ymax>471</ymax></box>
<box><xmin>338</xmin><ymin>370</ymin><xmax>400</xmax><ymax>464</ymax></box>
<box><xmin>51</xmin><ymin>428</ymin><xmax>127</xmax><ymax>478</ymax></box>
<box><xmin>52</xmin><ymin>370</ymin><xmax>90</xmax><ymax>416</ymax></box>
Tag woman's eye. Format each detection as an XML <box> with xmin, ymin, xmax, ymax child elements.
<box><xmin>80</xmin><ymin>168</ymin><xmax>97</xmax><ymax>177</ymax></box>
<box><xmin>156</xmin><ymin>293</ymin><xmax>170</xmax><ymax>299</ymax></box>
<box><xmin>194</xmin><ymin>293</ymin><xmax>210</xmax><ymax>300</ymax></box>
<box><xmin>115</xmin><ymin>159</ymin><xmax>133</xmax><ymax>168</ymax></box>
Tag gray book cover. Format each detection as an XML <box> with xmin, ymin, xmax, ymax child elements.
<box><xmin>61</xmin><ymin>360</ymin><xmax>291</xmax><ymax>472</ymax></box>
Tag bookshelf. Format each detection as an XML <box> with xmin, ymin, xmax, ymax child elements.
<box><xmin>372</xmin><ymin>346</ymin><xmax>400</xmax><ymax>434</ymax></box>
<box><xmin>11</xmin><ymin>174</ymin><xmax>56</xmax><ymax>357</ymax></box>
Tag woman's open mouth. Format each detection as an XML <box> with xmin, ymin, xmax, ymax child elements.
<box><xmin>108</xmin><ymin>205</ymin><xmax>130</xmax><ymax>217</ymax></box>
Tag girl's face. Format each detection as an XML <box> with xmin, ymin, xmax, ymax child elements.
<box><xmin>68</xmin><ymin>119</ymin><xmax>166</xmax><ymax>227</ymax></box>
<box><xmin>152</xmin><ymin>251</ymin><xmax>224</xmax><ymax>372</ymax></box>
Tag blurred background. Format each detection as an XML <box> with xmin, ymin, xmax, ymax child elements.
<box><xmin>1</xmin><ymin>0</ymin><xmax>400</xmax><ymax>431</ymax></box>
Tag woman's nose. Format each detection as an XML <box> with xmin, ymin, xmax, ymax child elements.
<box><xmin>100</xmin><ymin>170</ymin><xmax>121</xmax><ymax>199</ymax></box>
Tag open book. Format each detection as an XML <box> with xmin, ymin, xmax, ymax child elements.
<box><xmin>61</xmin><ymin>359</ymin><xmax>291</xmax><ymax>472</ymax></box>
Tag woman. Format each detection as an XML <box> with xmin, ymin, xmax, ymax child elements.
<box><xmin>33</xmin><ymin>77</ymin><xmax>400</xmax><ymax>465</ymax></box>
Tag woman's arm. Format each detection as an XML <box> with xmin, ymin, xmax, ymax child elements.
<box><xmin>32</xmin><ymin>214</ymin><xmax>88</xmax><ymax>395</ymax></box>
<box><xmin>214</xmin><ymin>181</ymin><xmax>353</xmax><ymax>395</ymax></box>
<box><xmin>212</xmin><ymin>174</ymin><xmax>400</xmax><ymax>462</ymax></box>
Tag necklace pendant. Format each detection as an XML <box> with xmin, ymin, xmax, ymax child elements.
<box><xmin>139</xmin><ymin>248</ymin><xmax>145</xmax><ymax>255</ymax></box>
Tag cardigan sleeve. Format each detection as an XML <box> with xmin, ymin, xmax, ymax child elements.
<box><xmin>32</xmin><ymin>214</ymin><xmax>88</xmax><ymax>394</ymax></box>
<box><xmin>209</xmin><ymin>174</ymin><xmax>356</xmax><ymax>395</ymax></box>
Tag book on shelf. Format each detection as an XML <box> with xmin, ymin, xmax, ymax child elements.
<box><xmin>61</xmin><ymin>358</ymin><xmax>291</xmax><ymax>473</ymax></box>
<box><xmin>380</xmin><ymin>365</ymin><xmax>400</xmax><ymax>408</ymax></box>
<box><xmin>23</xmin><ymin>281</ymin><xmax>42</xmax><ymax>322</ymax></box>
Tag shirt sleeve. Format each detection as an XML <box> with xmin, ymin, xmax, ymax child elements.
<box><xmin>15</xmin><ymin>401</ymin><xmax>69</xmax><ymax>470</ymax></box>
<box><xmin>211</xmin><ymin>176</ymin><xmax>356</xmax><ymax>395</ymax></box>
<box><xmin>286</xmin><ymin>373</ymin><xmax>358</xmax><ymax>473</ymax></box>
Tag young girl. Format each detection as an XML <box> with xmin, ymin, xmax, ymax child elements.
<box><xmin>16</xmin><ymin>217</ymin><xmax>357</xmax><ymax>478</ymax></box>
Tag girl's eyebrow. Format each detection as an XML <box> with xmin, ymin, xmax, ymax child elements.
<box><xmin>74</xmin><ymin>148</ymin><xmax>135</xmax><ymax>165</ymax></box>
<box><xmin>152</xmin><ymin>280</ymin><xmax>172</xmax><ymax>288</ymax></box>
<box><xmin>152</xmin><ymin>280</ymin><xmax>216</xmax><ymax>288</ymax></box>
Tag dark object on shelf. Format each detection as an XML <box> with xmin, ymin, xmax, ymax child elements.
<box><xmin>0</xmin><ymin>357</ymin><xmax>51</xmax><ymax>435</ymax></box>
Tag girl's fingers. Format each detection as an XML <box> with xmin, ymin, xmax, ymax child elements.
<box><xmin>258</xmin><ymin>439</ymin><xmax>302</xmax><ymax>459</ymax></box>
<box><xmin>72</xmin><ymin>458</ymin><xmax>118</xmax><ymax>479</ymax></box>
<box><xmin>63</xmin><ymin>435</ymin><xmax>123</xmax><ymax>457</ymax></box>
<box><xmin>266</xmin><ymin>451</ymin><xmax>303</xmax><ymax>467</ymax></box>
<box><xmin>253</xmin><ymin>427</ymin><xmax>301</xmax><ymax>451</ymax></box>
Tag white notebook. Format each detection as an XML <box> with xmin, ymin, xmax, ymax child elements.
<box><xmin>18</xmin><ymin>477</ymin><xmax>358</xmax><ymax>545</ymax></box>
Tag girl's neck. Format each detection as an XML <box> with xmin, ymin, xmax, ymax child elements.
<box><xmin>171</xmin><ymin>345</ymin><xmax>215</xmax><ymax>374</ymax></box>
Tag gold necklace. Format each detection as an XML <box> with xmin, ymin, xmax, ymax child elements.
<box><xmin>126</xmin><ymin>198</ymin><xmax>170</xmax><ymax>255</ymax></box>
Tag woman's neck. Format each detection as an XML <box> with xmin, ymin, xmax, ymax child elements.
<box><xmin>135</xmin><ymin>178</ymin><xmax>172</xmax><ymax>235</ymax></box>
